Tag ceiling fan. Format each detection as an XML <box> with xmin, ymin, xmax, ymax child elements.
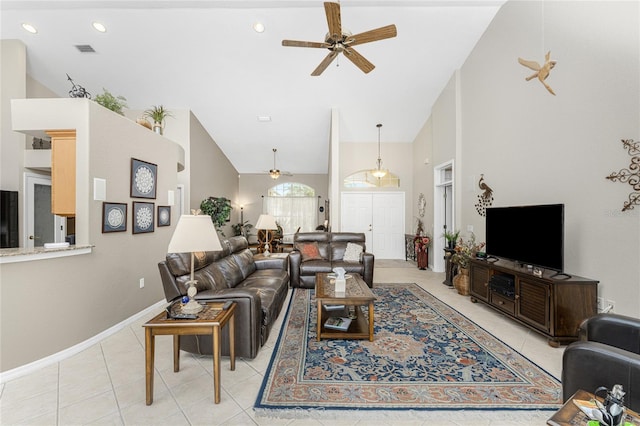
<box><xmin>282</xmin><ymin>1</ymin><xmax>397</xmax><ymax>76</ymax></box>
<box><xmin>266</xmin><ymin>149</ymin><xmax>292</xmax><ymax>180</ymax></box>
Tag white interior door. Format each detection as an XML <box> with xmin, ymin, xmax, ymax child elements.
<box><xmin>341</xmin><ymin>193</ymin><xmax>373</xmax><ymax>248</ymax></box>
<box><xmin>372</xmin><ymin>193</ymin><xmax>405</xmax><ymax>259</ymax></box>
<box><xmin>341</xmin><ymin>192</ymin><xmax>405</xmax><ymax>259</ymax></box>
<box><xmin>24</xmin><ymin>173</ymin><xmax>64</xmax><ymax>248</ymax></box>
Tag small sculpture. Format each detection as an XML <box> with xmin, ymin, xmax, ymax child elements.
<box><xmin>518</xmin><ymin>51</ymin><xmax>557</xmax><ymax>95</ymax></box>
<box><xmin>66</xmin><ymin>74</ymin><xmax>91</xmax><ymax>99</ymax></box>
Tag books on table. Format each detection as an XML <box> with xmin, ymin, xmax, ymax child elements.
<box><xmin>324</xmin><ymin>317</ymin><xmax>351</xmax><ymax>331</ymax></box>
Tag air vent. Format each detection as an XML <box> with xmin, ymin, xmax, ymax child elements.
<box><xmin>74</xmin><ymin>44</ymin><xmax>96</xmax><ymax>53</ymax></box>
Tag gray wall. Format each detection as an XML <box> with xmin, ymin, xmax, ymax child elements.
<box><xmin>421</xmin><ymin>0</ymin><xmax>640</xmax><ymax>316</ymax></box>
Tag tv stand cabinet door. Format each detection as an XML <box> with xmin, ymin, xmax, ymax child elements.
<box><xmin>516</xmin><ymin>278</ymin><xmax>551</xmax><ymax>333</ymax></box>
<box><xmin>469</xmin><ymin>262</ymin><xmax>490</xmax><ymax>302</ymax></box>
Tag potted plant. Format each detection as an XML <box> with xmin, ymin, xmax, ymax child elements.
<box><xmin>451</xmin><ymin>232</ymin><xmax>485</xmax><ymax>295</ymax></box>
<box><xmin>144</xmin><ymin>105</ymin><xmax>173</xmax><ymax>135</ymax></box>
<box><xmin>94</xmin><ymin>88</ymin><xmax>127</xmax><ymax>115</ymax></box>
<box><xmin>200</xmin><ymin>197</ymin><xmax>232</xmax><ymax>236</ymax></box>
<box><xmin>443</xmin><ymin>229</ymin><xmax>460</xmax><ymax>249</ymax></box>
<box><xmin>231</xmin><ymin>221</ymin><xmax>253</xmax><ymax>238</ymax></box>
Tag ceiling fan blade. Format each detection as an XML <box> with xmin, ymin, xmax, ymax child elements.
<box><xmin>343</xmin><ymin>47</ymin><xmax>375</xmax><ymax>74</ymax></box>
<box><xmin>346</xmin><ymin>24</ymin><xmax>398</xmax><ymax>47</ymax></box>
<box><xmin>282</xmin><ymin>40</ymin><xmax>331</xmax><ymax>48</ymax></box>
<box><xmin>311</xmin><ymin>51</ymin><xmax>339</xmax><ymax>76</ymax></box>
<box><xmin>324</xmin><ymin>2</ymin><xmax>342</xmax><ymax>42</ymax></box>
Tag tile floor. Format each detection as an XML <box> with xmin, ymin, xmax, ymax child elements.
<box><xmin>0</xmin><ymin>262</ymin><xmax>564</xmax><ymax>425</ymax></box>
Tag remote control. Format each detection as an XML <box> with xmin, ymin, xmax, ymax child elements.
<box><xmin>166</xmin><ymin>307</ymin><xmax>197</xmax><ymax>320</ymax></box>
<box><xmin>222</xmin><ymin>301</ymin><xmax>233</xmax><ymax>310</ymax></box>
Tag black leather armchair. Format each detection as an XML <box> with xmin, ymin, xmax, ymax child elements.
<box><xmin>562</xmin><ymin>313</ymin><xmax>640</xmax><ymax>412</ymax></box>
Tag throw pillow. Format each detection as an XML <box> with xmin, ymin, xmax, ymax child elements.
<box><xmin>296</xmin><ymin>242</ymin><xmax>324</xmax><ymax>262</ymax></box>
<box><xmin>343</xmin><ymin>242</ymin><xmax>363</xmax><ymax>262</ymax></box>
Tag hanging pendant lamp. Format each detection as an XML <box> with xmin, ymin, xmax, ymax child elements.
<box><xmin>371</xmin><ymin>123</ymin><xmax>388</xmax><ymax>178</ymax></box>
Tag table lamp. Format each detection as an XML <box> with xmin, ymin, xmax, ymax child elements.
<box><xmin>255</xmin><ymin>213</ymin><xmax>278</xmax><ymax>256</ymax></box>
<box><xmin>168</xmin><ymin>213</ymin><xmax>222</xmax><ymax>314</ymax></box>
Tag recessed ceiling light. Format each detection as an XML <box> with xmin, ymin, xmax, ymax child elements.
<box><xmin>253</xmin><ymin>22</ymin><xmax>265</xmax><ymax>33</ymax></box>
<box><xmin>92</xmin><ymin>21</ymin><xmax>107</xmax><ymax>33</ymax></box>
<box><xmin>21</xmin><ymin>23</ymin><xmax>37</xmax><ymax>34</ymax></box>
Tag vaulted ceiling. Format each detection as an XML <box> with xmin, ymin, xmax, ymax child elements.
<box><xmin>1</xmin><ymin>0</ymin><xmax>504</xmax><ymax>175</ymax></box>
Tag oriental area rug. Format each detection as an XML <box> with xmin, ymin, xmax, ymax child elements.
<box><xmin>254</xmin><ymin>283</ymin><xmax>562</xmax><ymax>420</ymax></box>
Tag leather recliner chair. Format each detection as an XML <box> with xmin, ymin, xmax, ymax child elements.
<box><xmin>289</xmin><ymin>232</ymin><xmax>374</xmax><ymax>288</ymax></box>
<box><xmin>562</xmin><ymin>313</ymin><xmax>640</xmax><ymax>412</ymax></box>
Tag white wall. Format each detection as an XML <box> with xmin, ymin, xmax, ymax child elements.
<box><xmin>427</xmin><ymin>0</ymin><xmax>640</xmax><ymax>316</ymax></box>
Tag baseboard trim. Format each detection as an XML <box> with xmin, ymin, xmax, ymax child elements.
<box><xmin>0</xmin><ymin>299</ymin><xmax>166</xmax><ymax>384</ymax></box>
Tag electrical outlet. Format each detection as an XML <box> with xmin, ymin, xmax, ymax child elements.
<box><xmin>606</xmin><ymin>299</ymin><xmax>615</xmax><ymax>312</ymax></box>
<box><xmin>597</xmin><ymin>297</ymin><xmax>604</xmax><ymax>312</ymax></box>
<box><xmin>139</xmin><ymin>278</ymin><xmax>145</xmax><ymax>289</ymax></box>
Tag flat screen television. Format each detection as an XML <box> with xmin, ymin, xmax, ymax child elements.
<box><xmin>485</xmin><ymin>204</ymin><xmax>564</xmax><ymax>272</ymax></box>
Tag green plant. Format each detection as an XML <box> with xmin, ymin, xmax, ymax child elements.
<box><xmin>231</xmin><ymin>221</ymin><xmax>253</xmax><ymax>237</ymax></box>
<box><xmin>94</xmin><ymin>88</ymin><xmax>127</xmax><ymax>115</ymax></box>
<box><xmin>144</xmin><ymin>105</ymin><xmax>173</xmax><ymax>125</ymax></box>
<box><xmin>451</xmin><ymin>232</ymin><xmax>485</xmax><ymax>269</ymax></box>
<box><xmin>443</xmin><ymin>229</ymin><xmax>460</xmax><ymax>248</ymax></box>
<box><xmin>200</xmin><ymin>197</ymin><xmax>232</xmax><ymax>235</ymax></box>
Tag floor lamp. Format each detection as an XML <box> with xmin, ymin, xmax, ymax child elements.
<box><xmin>255</xmin><ymin>214</ymin><xmax>278</xmax><ymax>256</ymax></box>
<box><xmin>167</xmin><ymin>214</ymin><xmax>222</xmax><ymax>314</ymax></box>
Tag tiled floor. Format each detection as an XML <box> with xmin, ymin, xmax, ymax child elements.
<box><xmin>0</xmin><ymin>263</ymin><xmax>564</xmax><ymax>425</ymax></box>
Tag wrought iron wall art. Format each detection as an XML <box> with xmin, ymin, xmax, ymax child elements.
<box><xmin>606</xmin><ymin>139</ymin><xmax>640</xmax><ymax>212</ymax></box>
<box><xmin>66</xmin><ymin>73</ymin><xmax>91</xmax><ymax>99</ymax></box>
<box><xmin>475</xmin><ymin>174</ymin><xmax>494</xmax><ymax>216</ymax></box>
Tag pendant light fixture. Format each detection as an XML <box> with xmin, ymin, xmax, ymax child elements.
<box><xmin>371</xmin><ymin>123</ymin><xmax>388</xmax><ymax>178</ymax></box>
<box><xmin>269</xmin><ymin>148</ymin><xmax>281</xmax><ymax>180</ymax></box>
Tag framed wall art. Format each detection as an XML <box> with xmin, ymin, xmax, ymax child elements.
<box><xmin>102</xmin><ymin>202</ymin><xmax>127</xmax><ymax>233</ymax></box>
<box><xmin>133</xmin><ymin>201</ymin><xmax>155</xmax><ymax>234</ymax></box>
<box><xmin>157</xmin><ymin>205</ymin><xmax>171</xmax><ymax>227</ymax></box>
<box><xmin>130</xmin><ymin>158</ymin><xmax>157</xmax><ymax>199</ymax></box>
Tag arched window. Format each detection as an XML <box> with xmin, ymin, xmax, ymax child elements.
<box><xmin>343</xmin><ymin>170</ymin><xmax>400</xmax><ymax>188</ymax></box>
<box><xmin>265</xmin><ymin>183</ymin><xmax>317</xmax><ymax>242</ymax></box>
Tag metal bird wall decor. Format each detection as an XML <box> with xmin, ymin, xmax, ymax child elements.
<box><xmin>518</xmin><ymin>51</ymin><xmax>557</xmax><ymax>96</ymax></box>
<box><xmin>475</xmin><ymin>174</ymin><xmax>494</xmax><ymax>217</ymax></box>
<box><xmin>606</xmin><ymin>139</ymin><xmax>640</xmax><ymax>212</ymax></box>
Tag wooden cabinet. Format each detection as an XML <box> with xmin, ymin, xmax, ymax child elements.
<box><xmin>469</xmin><ymin>258</ymin><xmax>598</xmax><ymax>347</ymax></box>
<box><xmin>46</xmin><ymin>130</ymin><xmax>76</xmax><ymax>217</ymax></box>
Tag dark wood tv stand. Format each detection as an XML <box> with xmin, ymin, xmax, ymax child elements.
<box><xmin>468</xmin><ymin>257</ymin><xmax>598</xmax><ymax>347</ymax></box>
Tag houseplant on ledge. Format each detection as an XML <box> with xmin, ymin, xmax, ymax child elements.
<box><xmin>94</xmin><ymin>88</ymin><xmax>127</xmax><ymax>115</ymax></box>
<box><xmin>451</xmin><ymin>233</ymin><xmax>485</xmax><ymax>295</ymax></box>
<box><xmin>144</xmin><ymin>105</ymin><xmax>173</xmax><ymax>135</ymax></box>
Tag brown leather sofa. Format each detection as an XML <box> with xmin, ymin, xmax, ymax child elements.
<box><xmin>158</xmin><ymin>236</ymin><xmax>289</xmax><ymax>359</ymax></box>
<box><xmin>562</xmin><ymin>313</ymin><xmax>640</xmax><ymax>411</ymax></box>
<box><xmin>289</xmin><ymin>232</ymin><xmax>374</xmax><ymax>288</ymax></box>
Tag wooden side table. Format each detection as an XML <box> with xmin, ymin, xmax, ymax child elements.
<box><xmin>547</xmin><ymin>389</ymin><xmax>640</xmax><ymax>426</ymax></box>
<box><xmin>143</xmin><ymin>301</ymin><xmax>236</xmax><ymax>405</ymax></box>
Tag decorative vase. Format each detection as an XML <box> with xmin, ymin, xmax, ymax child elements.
<box><xmin>453</xmin><ymin>267</ymin><xmax>470</xmax><ymax>295</ymax></box>
<box><xmin>417</xmin><ymin>250</ymin><xmax>428</xmax><ymax>270</ymax></box>
<box><xmin>153</xmin><ymin>122</ymin><xmax>163</xmax><ymax>135</ymax></box>
<box><xmin>136</xmin><ymin>117</ymin><xmax>152</xmax><ymax>130</ymax></box>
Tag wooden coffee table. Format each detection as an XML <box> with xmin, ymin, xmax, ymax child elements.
<box><xmin>315</xmin><ymin>272</ymin><xmax>376</xmax><ymax>341</ymax></box>
<box><xmin>143</xmin><ymin>301</ymin><xmax>235</xmax><ymax>405</ymax></box>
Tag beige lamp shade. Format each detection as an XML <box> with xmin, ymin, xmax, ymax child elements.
<box><xmin>167</xmin><ymin>214</ymin><xmax>222</xmax><ymax>253</ymax></box>
<box><xmin>255</xmin><ymin>214</ymin><xmax>278</xmax><ymax>231</ymax></box>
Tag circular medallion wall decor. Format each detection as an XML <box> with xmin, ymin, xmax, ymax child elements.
<box><xmin>130</xmin><ymin>158</ymin><xmax>157</xmax><ymax>199</ymax></box>
<box><xmin>102</xmin><ymin>202</ymin><xmax>127</xmax><ymax>233</ymax></box>
<box><xmin>418</xmin><ymin>193</ymin><xmax>426</xmax><ymax>217</ymax></box>
<box><xmin>132</xmin><ymin>201</ymin><xmax>155</xmax><ymax>234</ymax></box>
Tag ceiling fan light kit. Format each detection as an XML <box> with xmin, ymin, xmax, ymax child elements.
<box><xmin>267</xmin><ymin>148</ymin><xmax>292</xmax><ymax>180</ymax></box>
<box><xmin>282</xmin><ymin>1</ymin><xmax>397</xmax><ymax>76</ymax></box>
